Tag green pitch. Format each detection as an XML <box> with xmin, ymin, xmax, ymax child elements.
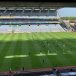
<box><xmin>0</xmin><ymin>32</ymin><xmax>76</xmax><ymax>71</ymax></box>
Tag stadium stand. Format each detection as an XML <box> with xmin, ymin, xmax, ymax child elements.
<box><xmin>0</xmin><ymin>24</ymin><xmax>65</xmax><ymax>33</ymax></box>
<box><xmin>0</xmin><ymin>8</ymin><xmax>57</xmax><ymax>16</ymax></box>
<box><xmin>0</xmin><ymin>7</ymin><xmax>66</xmax><ymax>33</ymax></box>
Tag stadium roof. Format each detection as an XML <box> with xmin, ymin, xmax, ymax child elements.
<box><xmin>0</xmin><ymin>2</ymin><xmax>76</xmax><ymax>9</ymax></box>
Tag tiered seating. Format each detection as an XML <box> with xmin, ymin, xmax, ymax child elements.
<box><xmin>0</xmin><ymin>25</ymin><xmax>12</xmax><ymax>33</ymax></box>
<box><xmin>13</xmin><ymin>24</ymin><xmax>65</xmax><ymax>33</ymax></box>
<box><xmin>0</xmin><ymin>8</ymin><xmax>65</xmax><ymax>33</ymax></box>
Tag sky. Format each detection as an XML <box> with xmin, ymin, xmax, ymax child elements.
<box><xmin>57</xmin><ymin>8</ymin><xmax>76</xmax><ymax>17</ymax></box>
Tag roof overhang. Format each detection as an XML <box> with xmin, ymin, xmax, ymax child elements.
<box><xmin>0</xmin><ymin>2</ymin><xmax>76</xmax><ymax>9</ymax></box>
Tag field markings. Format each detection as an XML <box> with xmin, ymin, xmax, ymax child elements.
<box><xmin>1</xmin><ymin>34</ymin><xmax>20</xmax><ymax>71</ymax></box>
<box><xmin>21</xmin><ymin>33</ymin><xmax>32</xmax><ymax>69</ymax></box>
<box><xmin>35</xmin><ymin>53</ymin><xmax>57</xmax><ymax>56</ymax></box>
<box><xmin>30</xmin><ymin>33</ymin><xmax>43</xmax><ymax>68</ymax></box>
<box><xmin>8</xmin><ymin>34</ymin><xmax>21</xmax><ymax>70</ymax></box>
<box><xmin>10</xmin><ymin>33</ymin><xmax>22</xmax><ymax>70</ymax></box>
<box><xmin>26</xmin><ymin>33</ymin><xmax>41</xmax><ymax>68</ymax></box>
<box><xmin>0</xmin><ymin>34</ymin><xmax>14</xmax><ymax>71</ymax></box>
<box><xmin>41</xmin><ymin>33</ymin><xmax>64</xmax><ymax>67</ymax></box>
<box><xmin>40</xmin><ymin>33</ymin><xmax>72</xmax><ymax>66</ymax></box>
<box><xmin>35</xmin><ymin>33</ymin><xmax>63</xmax><ymax>66</ymax></box>
<box><xmin>0</xmin><ymin>34</ymin><xmax>12</xmax><ymax>56</ymax></box>
<box><xmin>5</xmin><ymin>55</ymin><xmax>29</xmax><ymax>58</ymax></box>
<box><xmin>0</xmin><ymin>33</ymin><xmax>76</xmax><ymax>71</ymax></box>
<box><xmin>53</xmin><ymin>33</ymin><xmax>75</xmax><ymax>66</ymax></box>
<box><xmin>2</xmin><ymin>33</ymin><xmax>20</xmax><ymax>71</ymax></box>
<box><xmin>60</xmin><ymin>34</ymin><xmax>76</xmax><ymax>65</ymax></box>
<box><xmin>32</xmin><ymin>33</ymin><xmax>52</xmax><ymax>68</ymax></box>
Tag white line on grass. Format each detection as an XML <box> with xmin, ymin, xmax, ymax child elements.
<box><xmin>5</xmin><ymin>55</ymin><xmax>29</xmax><ymax>58</ymax></box>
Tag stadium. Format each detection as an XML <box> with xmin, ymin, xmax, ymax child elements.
<box><xmin>0</xmin><ymin>2</ymin><xmax>76</xmax><ymax>76</ymax></box>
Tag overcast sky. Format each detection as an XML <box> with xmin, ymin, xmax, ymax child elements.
<box><xmin>57</xmin><ymin>7</ymin><xmax>76</xmax><ymax>17</ymax></box>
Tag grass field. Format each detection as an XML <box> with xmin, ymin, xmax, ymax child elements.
<box><xmin>0</xmin><ymin>32</ymin><xmax>76</xmax><ymax>71</ymax></box>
